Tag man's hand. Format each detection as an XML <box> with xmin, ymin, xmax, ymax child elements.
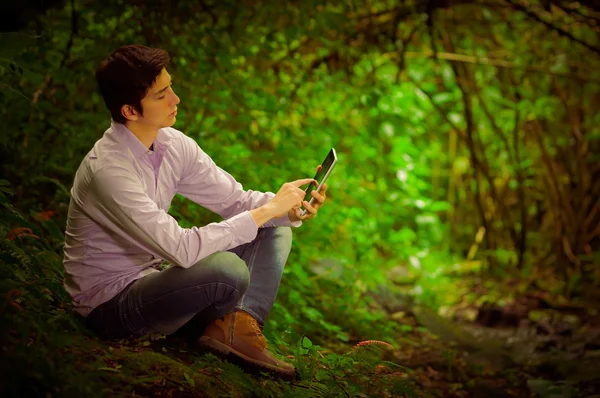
<box><xmin>289</xmin><ymin>165</ymin><xmax>328</xmax><ymax>223</ymax></box>
<box><xmin>250</xmin><ymin>178</ymin><xmax>316</xmax><ymax>227</ymax></box>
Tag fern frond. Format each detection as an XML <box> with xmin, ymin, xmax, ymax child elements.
<box><xmin>349</xmin><ymin>340</ymin><xmax>394</xmax><ymax>354</ymax></box>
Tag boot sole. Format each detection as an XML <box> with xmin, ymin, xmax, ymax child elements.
<box><xmin>198</xmin><ymin>336</ymin><xmax>296</xmax><ymax>380</ymax></box>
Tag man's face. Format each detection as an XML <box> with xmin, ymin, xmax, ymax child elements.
<box><xmin>123</xmin><ymin>68</ymin><xmax>180</xmax><ymax>129</ymax></box>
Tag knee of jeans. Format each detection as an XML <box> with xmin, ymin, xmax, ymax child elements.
<box><xmin>279</xmin><ymin>226</ymin><xmax>293</xmax><ymax>244</ymax></box>
<box><xmin>261</xmin><ymin>226</ymin><xmax>292</xmax><ymax>250</ymax></box>
<box><xmin>212</xmin><ymin>252</ymin><xmax>250</xmax><ymax>294</ymax></box>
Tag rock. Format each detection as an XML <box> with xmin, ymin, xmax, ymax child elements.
<box><xmin>366</xmin><ymin>284</ymin><xmax>414</xmax><ymax>315</ymax></box>
<box><xmin>308</xmin><ymin>258</ymin><xmax>346</xmax><ymax>280</ymax></box>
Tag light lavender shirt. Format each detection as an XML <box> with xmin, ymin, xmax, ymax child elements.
<box><xmin>63</xmin><ymin>121</ymin><xmax>300</xmax><ymax>317</ymax></box>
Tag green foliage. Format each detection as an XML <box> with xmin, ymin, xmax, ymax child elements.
<box><xmin>0</xmin><ymin>179</ymin><xmax>414</xmax><ymax>396</ymax></box>
<box><xmin>2</xmin><ymin>0</ymin><xmax>600</xmax><ymax>395</ymax></box>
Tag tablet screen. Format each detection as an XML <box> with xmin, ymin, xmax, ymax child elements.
<box><xmin>303</xmin><ymin>149</ymin><xmax>336</xmax><ymax>203</ymax></box>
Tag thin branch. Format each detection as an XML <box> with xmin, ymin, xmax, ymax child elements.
<box><xmin>508</xmin><ymin>73</ymin><xmax>528</xmax><ymax>269</ymax></box>
<box><xmin>426</xmin><ymin>0</ymin><xmax>439</xmax><ymax>61</ymax></box>
<box><xmin>583</xmin><ymin>196</ymin><xmax>600</xmax><ymax>243</ymax></box>
<box><xmin>332</xmin><ymin>374</ymin><xmax>351</xmax><ymax>398</ymax></box>
<box><xmin>353</xmin><ymin>0</ymin><xmax>496</xmax><ymax>28</ymax></box>
<box><xmin>60</xmin><ymin>0</ymin><xmax>77</xmax><ymax>68</ymax></box>
<box><xmin>472</xmin><ymin>74</ymin><xmax>527</xmax><ymax>266</ymax></box>
<box><xmin>450</xmin><ymin>60</ymin><xmax>496</xmax><ymax>255</ymax></box>
<box><xmin>407</xmin><ymin>73</ymin><xmax>491</xmax><ymax>255</ymax></box>
<box><xmin>504</xmin><ymin>0</ymin><xmax>600</xmax><ymax>56</ymax></box>
<box><xmin>525</xmin><ymin>120</ymin><xmax>576</xmax><ymax>230</ymax></box>
<box><xmin>162</xmin><ymin>374</ymin><xmax>188</xmax><ymax>389</ymax></box>
<box><xmin>554</xmin><ymin>1</ymin><xmax>600</xmax><ymax>26</ymax></box>
<box><xmin>383</xmin><ymin>50</ymin><xmax>600</xmax><ymax>83</ymax></box>
<box><xmin>32</xmin><ymin>0</ymin><xmax>77</xmax><ymax>104</ymax></box>
<box><xmin>585</xmin><ymin>223</ymin><xmax>600</xmax><ymax>246</ymax></box>
<box><xmin>441</xmin><ymin>29</ymin><xmax>521</xmax><ymax>253</ymax></box>
<box><xmin>198</xmin><ymin>0</ymin><xmax>218</xmax><ymax>25</ymax></box>
<box><xmin>0</xmin><ymin>82</ymin><xmax>34</xmax><ymax>104</ymax></box>
<box><xmin>404</xmin><ymin>74</ymin><xmax>465</xmax><ymax>141</ymax></box>
<box><xmin>395</xmin><ymin>24</ymin><xmax>422</xmax><ymax>83</ymax></box>
<box><xmin>472</xmin><ymin>83</ymin><xmax>516</xmax><ymax>165</ymax></box>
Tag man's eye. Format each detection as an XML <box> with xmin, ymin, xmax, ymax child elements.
<box><xmin>158</xmin><ymin>84</ymin><xmax>172</xmax><ymax>99</ymax></box>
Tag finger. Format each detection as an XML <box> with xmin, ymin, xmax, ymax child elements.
<box><xmin>311</xmin><ymin>189</ymin><xmax>326</xmax><ymax>204</ymax></box>
<box><xmin>302</xmin><ymin>200</ymin><xmax>318</xmax><ymax>215</ymax></box>
<box><xmin>295</xmin><ymin>207</ymin><xmax>309</xmax><ymax>220</ymax></box>
<box><xmin>291</xmin><ymin>178</ymin><xmax>318</xmax><ymax>188</ymax></box>
<box><xmin>297</xmin><ymin>205</ymin><xmax>315</xmax><ymax>220</ymax></box>
<box><xmin>316</xmin><ymin>165</ymin><xmax>322</xmax><ymax>172</ymax></box>
<box><xmin>318</xmin><ymin>183</ymin><xmax>327</xmax><ymax>195</ymax></box>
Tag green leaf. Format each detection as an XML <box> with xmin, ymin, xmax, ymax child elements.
<box><xmin>390</xmin><ymin>227</ymin><xmax>417</xmax><ymax>243</ymax></box>
<box><xmin>183</xmin><ymin>372</ymin><xmax>195</xmax><ymax>388</ymax></box>
<box><xmin>301</xmin><ymin>335</ymin><xmax>313</xmax><ymax>349</ymax></box>
<box><xmin>432</xmin><ymin>92</ymin><xmax>453</xmax><ymax>105</ymax></box>
<box><xmin>98</xmin><ymin>367</ymin><xmax>121</xmax><ymax>373</ymax></box>
<box><xmin>429</xmin><ymin>201</ymin><xmax>451</xmax><ymax>212</ymax></box>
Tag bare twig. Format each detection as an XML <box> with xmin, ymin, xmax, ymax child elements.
<box><xmin>526</xmin><ymin>120</ymin><xmax>576</xmax><ymax>231</ymax></box>
<box><xmin>162</xmin><ymin>374</ymin><xmax>188</xmax><ymax>389</ymax></box>
<box><xmin>583</xmin><ymin>196</ymin><xmax>600</xmax><ymax>243</ymax></box>
<box><xmin>32</xmin><ymin>0</ymin><xmax>78</xmax><ymax>105</ymax></box>
<box><xmin>504</xmin><ymin>0</ymin><xmax>600</xmax><ymax>56</ymax></box>
<box><xmin>198</xmin><ymin>0</ymin><xmax>218</xmax><ymax>26</ymax></box>
<box><xmin>471</xmin><ymin>75</ymin><xmax>529</xmax><ymax>267</ymax></box>
<box><xmin>426</xmin><ymin>0</ymin><xmax>439</xmax><ymax>61</ymax></box>
<box><xmin>395</xmin><ymin>24</ymin><xmax>423</xmax><ymax>83</ymax></box>
<box><xmin>585</xmin><ymin>222</ymin><xmax>600</xmax><ymax>244</ymax></box>
<box><xmin>442</xmin><ymin>28</ymin><xmax>523</xmax><ymax>257</ymax></box>
<box><xmin>554</xmin><ymin>2</ymin><xmax>600</xmax><ymax>26</ymax></box>
<box><xmin>332</xmin><ymin>374</ymin><xmax>351</xmax><ymax>398</ymax></box>
<box><xmin>404</xmin><ymin>74</ymin><xmax>464</xmax><ymax>140</ymax></box>
<box><xmin>512</xmin><ymin>91</ymin><xmax>527</xmax><ymax>269</ymax></box>
<box><xmin>383</xmin><ymin>51</ymin><xmax>599</xmax><ymax>83</ymax></box>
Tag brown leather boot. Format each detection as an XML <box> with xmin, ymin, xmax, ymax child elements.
<box><xmin>198</xmin><ymin>310</ymin><xmax>296</xmax><ymax>378</ymax></box>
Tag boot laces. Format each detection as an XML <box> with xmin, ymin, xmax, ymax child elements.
<box><xmin>250</xmin><ymin>318</ymin><xmax>266</xmax><ymax>342</ymax></box>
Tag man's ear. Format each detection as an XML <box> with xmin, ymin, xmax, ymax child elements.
<box><xmin>121</xmin><ymin>104</ymin><xmax>139</xmax><ymax>122</ymax></box>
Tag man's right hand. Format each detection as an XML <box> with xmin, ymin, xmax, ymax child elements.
<box><xmin>268</xmin><ymin>178</ymin><xmax>316</xmax><ymax>218</ymax></box>
<box><xmin>250</xmin><ymin>178</ymin><xmax>316</xmax><ymax>226</ymax></box>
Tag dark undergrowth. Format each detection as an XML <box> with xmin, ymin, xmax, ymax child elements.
<box><xmin>0</xmin><ymin>181</ymin><xmax>544</xmax><ymax>398</ymax></box>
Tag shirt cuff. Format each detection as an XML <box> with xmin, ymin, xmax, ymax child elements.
<box><xmin>263</xmin><ymin>212</ymin><xmax>302</xmax><ymax>228</ymax></box>
<box><xmin>225</xmin><ymin>211</ymin><xmax>259</xmax><ymax>247</ymax></box>
<box><xmin>288</xmin><ymin>215</ymin><xmax>302</xmax><ymax>228</ymax></box>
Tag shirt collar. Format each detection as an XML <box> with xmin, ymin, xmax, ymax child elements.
<box><xmin>111</xmin><ymin>120</ymin><xmax>172</xmax><ymax>159</ymax></box>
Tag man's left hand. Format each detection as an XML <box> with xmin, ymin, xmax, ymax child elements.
<box><xmin>288</xmin><ymin>165</ymin><xmax>328</xmax><ymax>222</ymax></box>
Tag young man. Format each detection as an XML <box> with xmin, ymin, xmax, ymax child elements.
<box><xmin>62</xmin><ymin>45</ymin><xmax>327</xmax><ymax>378</ymax></box>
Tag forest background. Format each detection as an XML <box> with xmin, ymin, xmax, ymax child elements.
<box><xmin>1</xmin><ymin>0</ymin><xmax>600</xmax><ymax>397</ymax></box>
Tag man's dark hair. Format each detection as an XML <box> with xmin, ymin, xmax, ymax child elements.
<box><xmin>95</xmin><ymin>45</ymin><xmax>170</xmax><ymax>124</ymax></box>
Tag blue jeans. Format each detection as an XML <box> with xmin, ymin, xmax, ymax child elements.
<box><xmin>85</xmin><ymin>227</ymin><xmax>292</xmax><ymax>339</ymax></box>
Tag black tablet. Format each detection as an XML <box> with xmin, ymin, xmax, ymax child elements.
<box><xmin>301</xmin><ymin>148</ymin><xmax>337</xmax><ymax>215</ymax></box>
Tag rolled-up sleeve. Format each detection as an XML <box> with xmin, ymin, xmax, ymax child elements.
<box><xmin>86</xmin><ymin>165</ymin><xmax>259</xmax><ymax>269</ymax></box>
